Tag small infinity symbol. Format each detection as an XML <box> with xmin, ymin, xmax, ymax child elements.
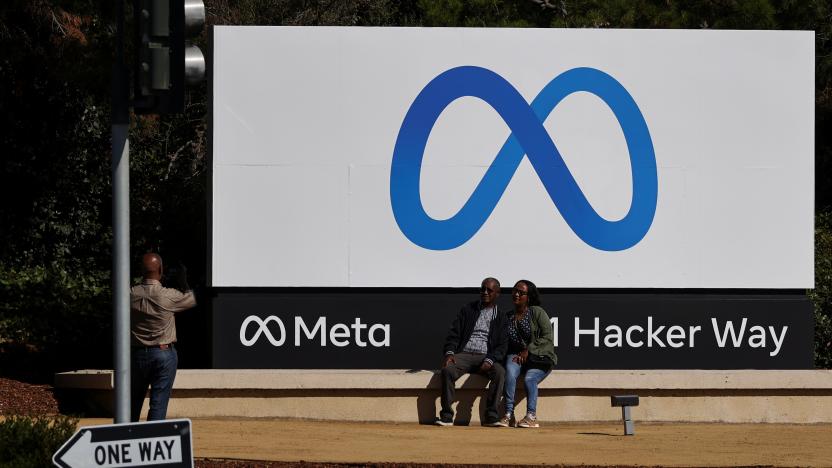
<box><xmin>390</xmin><ymin>66</ymin><xmax>657</xmax><ymax>251</ymax></box>
<box><xmin>239</xmin><ymin>315</ymin><xmax>286</xmax><ymax>347</ymax></box>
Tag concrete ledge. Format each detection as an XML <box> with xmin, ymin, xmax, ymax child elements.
<box><xmin>56</xmin><ymin>369</ymin><xmax>832</xmax><ymax>390</ymax></box>
<box><xmin>55</xmin><ymin>369</ymin><xmax>832</xmax><ymax>424</ymax></box>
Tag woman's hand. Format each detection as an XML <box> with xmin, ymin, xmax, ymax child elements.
<box><xmin>516</xmin><ymin>349</ymin><xmax>529</xmax><ymax>364</ymax></box>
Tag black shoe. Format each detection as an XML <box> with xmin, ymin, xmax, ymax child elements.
<box><xmin>435</xmin><ymin>416</ymin><xmax>453</xmax><ymax>426</ymax></box>
<box><xmin>483</xmin><ymin>417</ymin><xmax>503</xmax><ymax>427</ymax></box>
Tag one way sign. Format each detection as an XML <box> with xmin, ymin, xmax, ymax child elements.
<box><xmin>53</xmin><ymin>419</ymin><xmax>193</xmax><ymax>468</ymax></box>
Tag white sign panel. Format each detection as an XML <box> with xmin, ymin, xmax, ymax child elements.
<box><xmin>211</xmin><ymin>27</ymin><xmax>813</xmax><ymax>288</ymax></box>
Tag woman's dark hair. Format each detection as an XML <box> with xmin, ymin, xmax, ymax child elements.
<box><xmin>515</xmin><ymin>279</ymin><xmax>541</xmax><ymax>307</ymax></box>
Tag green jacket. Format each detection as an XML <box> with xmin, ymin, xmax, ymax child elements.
<box><xmin>527</xmin><ymin>306</ymin><xmax>557</xmax><ymax>366</ymax></box>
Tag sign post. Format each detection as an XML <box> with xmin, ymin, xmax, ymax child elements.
<box><xmin>53</xmin><ymin>419</ymin><xmax>193</xmax><ymax>468</ymax></box>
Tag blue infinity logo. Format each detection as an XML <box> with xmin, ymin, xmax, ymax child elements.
<box><xmin>389</xmin><ymin>66</ymin><xmax>657</xmax><ymax>251</ymax></box>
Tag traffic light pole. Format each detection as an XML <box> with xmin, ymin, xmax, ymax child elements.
<box><xmin>112</xmin><ymin>0</ymin><xmax>131</xmax><ymax>424</ymax></box>
<box><xmin>110</xmin><ymin>0</ymin><xmax>205</xmax><ymax>423</ymax></box>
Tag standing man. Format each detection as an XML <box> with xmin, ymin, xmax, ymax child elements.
<box><xmin>436</xmin><ymin>277</ymin><xmax>508</xmax><ymax>426</ymax></box>
<box><xmin>130</xmin><ymin>253</ymin><xmax>196</xmax><ymax>421</ymax></box>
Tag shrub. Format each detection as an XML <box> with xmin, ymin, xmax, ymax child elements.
<box><xmin>812</xmin><ymin>211</ymin><xmax>832</xmax><ymax>368</ymax></box>
<box><xmin>0</xmin><ymin>415</ymin><xmax>78</xmax><ymax>468</ymax></box>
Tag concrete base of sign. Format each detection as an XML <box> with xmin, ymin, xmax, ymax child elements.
<box><xmin>54</xmin><ymin>369</ymin><xmax>832</xmax><ymax>424</ymax></box>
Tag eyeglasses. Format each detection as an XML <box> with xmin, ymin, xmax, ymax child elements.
<box><xmin>512</xmin><ymin>289</ymin><xmax>529</xmax><ymax>296</ymax></box>
<box><xmin>480</xmin><ymin>286</ymin><xmax>496</xmax><ymax>293</ymax></box>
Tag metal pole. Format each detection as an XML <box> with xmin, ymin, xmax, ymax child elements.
<box><xmin>112</xmin><ymin>0</ymin><xmax>131</xmax><ymax>424</ymax></box>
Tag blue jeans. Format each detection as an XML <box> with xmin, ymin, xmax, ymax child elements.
<box><xmin>131</xmin><ymin>345</ymin><xmax>178</xmax><ymax>422</ymax></box>
<box><xmin>504</xmin><ymin>353</ymin><xmax>551</xmax><ymax>415</ymax></box>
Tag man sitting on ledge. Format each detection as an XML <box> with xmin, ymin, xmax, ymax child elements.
<box><xmin>436</xmin><ymin>277</ymin><xmax>508</xmax><ymax>427</ymax></box>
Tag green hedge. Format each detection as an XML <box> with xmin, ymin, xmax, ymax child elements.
<box><xmin>0</xmin><ymin>415</ymin><xmax>78</xmax><ymax>468</ymax></box>
<box><xmin>811</xmin><ymin>211</ymin><xmax>832</xmax><ymax>367</ymax></box>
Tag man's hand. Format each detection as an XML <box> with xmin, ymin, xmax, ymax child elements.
<box><xmin>479</xmin><ymin>360</ymin><xmax>493</xmax><ymax>373</ymax></box>
<box><xmin>442</xmin><ymin>355</ymin><xmax>455</xmax><ymax>368</ymax></box>
<box><xmin>175</xmin><ymin>263</ymin><xmax>190</xmax><ymax>291</ymax></box>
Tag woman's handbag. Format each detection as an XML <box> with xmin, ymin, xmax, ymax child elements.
<box><xmin>525</xmin><ymin>352</ymin><xmax>553</xmax><ymax>371</ymax></box>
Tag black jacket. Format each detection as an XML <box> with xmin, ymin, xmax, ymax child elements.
<box><xmin>443</xmin><ymin>300</ymin><xmax>508</xmax><ymax>364</ymax></box>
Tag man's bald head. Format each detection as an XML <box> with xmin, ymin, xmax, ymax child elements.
<box><xmin>141</xmin><ymin>253</ymin><xmax>163</xmax><ymax>280</ymax></box>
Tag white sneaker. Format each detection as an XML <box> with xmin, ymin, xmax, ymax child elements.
<box><xmin>517</xmin><ymin>413</ymin><xmax>539</xmax><ymax>428</ymax></box>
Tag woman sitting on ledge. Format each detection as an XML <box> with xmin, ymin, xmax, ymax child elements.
<box><xmin>500</xmin><ymin>279</ymin><xmax>556</xmax><ymax>428</ymax></box>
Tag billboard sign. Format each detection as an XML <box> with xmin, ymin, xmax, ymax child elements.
<box><xmin>211</xmin><ymin>27</ymin><xmax>813</xmax><ymax>289</ymax></box>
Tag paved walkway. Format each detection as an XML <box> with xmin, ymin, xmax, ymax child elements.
<box><xmin>79</xmin><ymin>418</ymin><xmax>832</xmax><ymax>467</ymax></box>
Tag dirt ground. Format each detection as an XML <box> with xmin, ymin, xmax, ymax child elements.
<box><xmin>78</xmin><ymin>417</ymin><xmax>832</xmax><ymax>467</ymax></box>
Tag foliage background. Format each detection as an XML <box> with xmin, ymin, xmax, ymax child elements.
<box><xmin>0</xmin><ymin>0</ymin><xmax>830</xmax><ymax>376</ymax></box>
<box><xmin>0</xmin><ymin>415</ymin><xmax>78</xmax><ymax>468</ymax></box>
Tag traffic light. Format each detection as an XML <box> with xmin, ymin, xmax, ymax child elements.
<box><xmin>134</xmin><ymin>0</ymin><xmax>206</xmax><ymax>114</ymax></box>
